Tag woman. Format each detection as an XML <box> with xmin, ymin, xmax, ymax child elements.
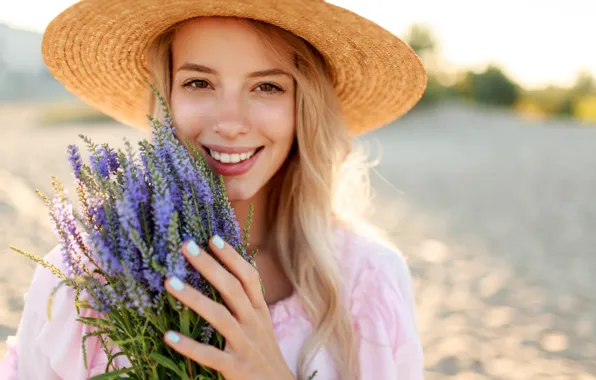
<box><xmin>1</xmin><ymin>1</ymin><xmax>427</xmax><ymax>379</ymax></box>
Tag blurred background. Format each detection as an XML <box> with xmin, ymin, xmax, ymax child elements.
<box><xmin>0</xmin><ymin>1</ymin><xmax>595</xmax><ymax>379</ymax></box>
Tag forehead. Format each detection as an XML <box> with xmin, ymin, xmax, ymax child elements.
<box><xmin>171</xmin><ymin>17</ymin><xmax>292</xmax><ymax>71</ymax></box>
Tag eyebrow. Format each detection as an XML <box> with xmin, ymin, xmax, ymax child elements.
<box><xmin>176</xmin><ymin>62</ymin><xmax>291</xmax><ymax>78</ymax></box>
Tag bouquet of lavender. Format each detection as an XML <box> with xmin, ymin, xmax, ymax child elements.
<box><xmin>9</xmin><ymin>84</ymin><xmax>257</xmax><ymax>379</ymax></box>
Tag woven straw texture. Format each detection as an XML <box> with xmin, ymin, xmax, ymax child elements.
<box><xmin>41</xmin><ymin>0</ymin><xmax>427</xmax><ymax>134</ymax></box>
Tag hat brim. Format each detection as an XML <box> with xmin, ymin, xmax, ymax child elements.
<box><xmin>41</xmin><ymin>0</ymin><xmax>427</xmax><ymax>134</ymax></box>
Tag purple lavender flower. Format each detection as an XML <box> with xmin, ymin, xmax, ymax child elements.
<box><xmin>139</xmin><ymin>143</ymin><xmax>150</xmax><ymax>172</ymax></box>
<box><xmin>127</xmin><ymin>146</ymin><xmax>149</xmax><ymax>205</ymax></box>
<box><xmin>38</xmin><ymin>87</ymin><xmax>249</xmax><ymax>360</ymax></box>
<box><xmin>86</xmin><ymin>229</ymin><xmax>122</xmax><ymax>276</ymax></box>
<box><xmin>101</xmin><ymin>144</ymin><xmax>120</xmax><ymax>174</ymax></box>
<box><xmin>114</xmin><ymin>149</ymin><xmax>146</xmax><ymax>273</ymax></box>
<box><xmin>212</xmin><ymin>180</ymin><xmax>244</xmax><ymax>255</ymax></box>
<box><xmin>10</xmin><ymin>84</ymin><xmax>263</xmax><ymax>380</ymax></box>
<box><xmin>50</xmin><ymin>197</ymin><xmax>85</xmax><ymax>277</ymax></box>
<box><xmin>81</xmin><ymin>136</ymin><xmax>106</xmax><ymax>180</ymax></box>
<box><xmin>121</xmin><ymin>262</ymin><xmax>154</xmax><ymax>315</ymax></box>
<box><xmin>88</xmin><ymin>195</ymin><xmax>108</xmax><ymax>227</ymax></box>
<box><xmin>87</xmin><ymin>282</ymin><xmax>119</xmax><ymax>314</ymax></box>
<box><xmin>67</xmin><ymin>144</ymin><xmax>83</xmax><ymax>180</ymax></box>
<box><xmin>138</xmin><ymin>153</ymin><xmax>174</xmax><ymax>291</ymax></box>
<box><xmin>94</xmin><ymin>146</ymin><xmax>110</xmax><ymax>178</ymax></box>
<box><xmin>165</xmin><ymin>214</ymin><xmax>186</xmax><ymax>280</ymax></box>
<box><xmin>151</xmin><ymin>117</ymin><xmax>187</xmax><ymax>218</ymax></box>
<box><xmin>170</xmin><ymin>149</ymin><xmax>212</xmax><ymax>245</ymax></box>
<box><xmin>200</xmin><ymin>324</ymin><xmax>214</xmax><ymax>344</ymax></box>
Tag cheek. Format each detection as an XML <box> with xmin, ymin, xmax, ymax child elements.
<box><xmin>171</xmin><ymin>91</ymin><xmax>216</xmax><ymax>138</ymax></box>
<box><xmin>250</xmin><ymin>99</ymin><xmax>295</xmax><ymax>145</ymax></box>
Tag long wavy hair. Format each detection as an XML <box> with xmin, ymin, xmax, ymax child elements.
<box><xmin>146</xmin><ymin>17</ymin><xmax>388</xmax><ymax>379</ymax></box>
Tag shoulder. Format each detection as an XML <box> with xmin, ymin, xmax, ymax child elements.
<box><xmin>334</xmin><ymin>225</ymin><xmax>414</xmax><ymax>298</ymax></box>
<box><xmin>333</xmin><ymin>224</ymin><xmax>417</xmax><ymax>323</ymax></box>
<box><xmin>334</xmin><ymin>225</ymin><xmax>424</xmax><ymax>376</ymax></box>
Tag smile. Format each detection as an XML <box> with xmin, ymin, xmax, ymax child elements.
<box><xmin>201</xmin><ymin>144</ymin><xmax>265</xmax><ymax>176</ymax></box>
<box><xmin>208</xmin><ymin>148</ymin><xmax>258</xmax><ymax>163</ymax></box>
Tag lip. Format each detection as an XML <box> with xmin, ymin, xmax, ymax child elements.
<box><xmin>202</xmin><ymin>145</ymin><xmax>264</xmax><ymax>177</ymax></box>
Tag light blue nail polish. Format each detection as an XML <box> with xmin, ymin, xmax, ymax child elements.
<box><xmin>169</xmin><ymin>277</ymin><xmax>185</xmax><ymax>291</ymax></box>
<box><xmin>187</xmin><ymin>240</ymin><xmax>200</xmax><ymax>256</ymax></box>
<box><xmin>212</xmin><ymin>235</ymin><xmax>225</xmax><ymax>249</ymax></box>
<box><xmin>166</xmin><ymin>331</ymin><xmax>180</xmax><ymax>344</ymax></box>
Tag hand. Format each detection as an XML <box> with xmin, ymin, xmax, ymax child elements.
<box><xmin>163</xmin><ymin>235</ymin><xmax>295</xmax><ymax>380</ymax></box>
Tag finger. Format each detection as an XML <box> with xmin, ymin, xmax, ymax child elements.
<box><xmin>208</xmin><ymin>235</ymin><xmax>266</xmax><ymax>310</ymax></box>
<box><xmin>164</xmin><ymin>330</ymin><xmax>234</xmax><ymax>377</ymax></box>
<box><xmin>165</xmin><ymin>275</ymin><xmax>245</xmax><ymax>350</ymax></box>
<box><xmin>182</xmin><ymin>239</ymin><xmax>256</xmax><ymax>322</ymax></box>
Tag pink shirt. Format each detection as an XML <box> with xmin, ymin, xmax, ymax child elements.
<box><xmin>0</xmin><ymin>227</ymin><xmax>424</xmax><ymax>379</ymax></box>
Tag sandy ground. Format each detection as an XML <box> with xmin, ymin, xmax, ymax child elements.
<box><xmin>0</xmin><ymin>101</ymin><xmax>595</xmax><ymax>379</ymax></box>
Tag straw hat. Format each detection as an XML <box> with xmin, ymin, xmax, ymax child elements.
<box><xmin>41</xmin><ymin>0</ymin><xmax>427</xmax><ymax>135</ymax></box>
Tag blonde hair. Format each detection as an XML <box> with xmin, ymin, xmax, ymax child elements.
<box><xmin>147</xmin><ymin>17</ymin><xmax>389</xmax><ymax>379</ymax></box>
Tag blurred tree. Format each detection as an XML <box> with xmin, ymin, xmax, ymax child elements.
<box><xmin>574</xmin><ymin>95</ymin><xmax>596</xmax><ymax>122</ymax></box>
<box><xmin>516</xmin><ymin>86</ymin><xmax>568</xmax><ymax>119</ymax></box>
<box><xmin>558</xmin><ymin>96</ymin><xmax>575</xmax><ymax>116</ymax></box>
<box><xmin>462</xmin><ymin>64</ymin><xmax>521</xmax><ymax>107</ymax></box>
<box><xmin>403</xmin><ymin>23</ymin><xmax>440</xmax><ymax>73</ymax></box>
<box><xmin>453</xmin><ymin>70</ymin><xmax>474</xmax><ymax>100</ymax></box>
<box><xmin>403</xmin><ymin>24</ymin><xmax>436</xmax><ymax>57</ymax></box>
<box><xmin>403</xmin><ymin>24</ymin><xmax>447</xmax><ymax>108</ymax></box>
<box><xmin>558</xmin><ymin>71</ymin><xmax>595</xmax><ymax>116</ymax></box>
<box><xmin>569</xmin><ymin>72</ymin><xmax>596</xmax><ymax>122</ymax></box>
<box><xmin>400</xmin><ymin>24</ymin><xmax>592</xmax><ymax>122</ymax></box>
<box><xmin>571</xmin><ymin>70</ymin><xmax>596</xmax><ymax>95</ymax></box>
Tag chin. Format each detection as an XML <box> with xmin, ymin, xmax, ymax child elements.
<box><xmin>223</xmin><ymin>182</ymin><xmax>259</xmax><ymax>203</ymax></box>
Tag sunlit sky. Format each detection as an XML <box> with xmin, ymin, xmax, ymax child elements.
<box><xmin>1</xmin><ymin>0</ymin><xmax>595</xmax><ymax>89</ymax></box>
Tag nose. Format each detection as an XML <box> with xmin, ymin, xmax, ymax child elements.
<box><xmin>214</xmin><ymin>93</ymin><xmax>249</xmax><ymax>139</ymax></box>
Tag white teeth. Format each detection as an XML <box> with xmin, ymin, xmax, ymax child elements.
<box><xmin>208</xmin><ymin>148</ymin><xmax>259</xmax><ymax>163</ymax></box>
<box><xmin>210</xmin><ymin>150</ymin><xmax>220</xmax><ymax>160</ymax></box>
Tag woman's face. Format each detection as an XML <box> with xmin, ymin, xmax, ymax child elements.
<box><xmin>170</xmin><ymin>17</ymin><xmax>296</xmax><ymax>202</ymax></box>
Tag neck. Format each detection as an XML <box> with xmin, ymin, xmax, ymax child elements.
<box><xmin>231</xmin><ymin>185</ymin><xmax>269</xmax><ymax>252</ymax></box>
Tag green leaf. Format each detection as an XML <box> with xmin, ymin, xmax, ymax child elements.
<box><xmin>81</xmin><ymin>330</ymin><xmax>110</xmax><ymax>370</ymax></box>
<box><xmin>166</xmin><ymin>292</ymin><xmax>181</xmax><ymax>312</ymax></box>
<box><xmin>190</xmin><ymin>314</ymin><xmax>204</xmax><ymax>341</ymax></box>
<box><xmin>180</xmin><ymin>307</ymin><xmax>190</xmax><ymax>336</ymax></box>
<box><xmin>121</xmin><ymin>307</ymin><xmax>131</xmax><ymax>330</ymax></box>
<box><xmin>149</xmin><ymin>352</ymin><xmax>189</xmax><ymax>380</ymax></box>
<box><xmin>74</xmin><ymin>298</ymin><xmax>91</xmax><ymax>311</ymax></box>
<box><xmin>105</xmin><ymin>352</ymin><xmax>130</xmax><ymax>376</ymax></box>
<box><xmin>88</xmin><ymin>366</ymin><xmax>133</xmax><ymax>380</ymax></box>
<box><xmin>47</xmin><ymin>279</ymin><xmax>73</xmax><ymax>321</ymax></box>
<box><xmin>77</xmin><ymin>316</ymin><xmax>112</xmax><ymax>329</ymax></box>
<box><xmin>111</xmin><ymin>335</ymin><xmax>153</xmax><ymax>346</ymax></box>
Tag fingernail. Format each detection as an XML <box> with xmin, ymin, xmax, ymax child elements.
<box><xmin>212</xmin><ymin>235</ymin><xmax>225</xmax><ymax>249</ymax></box>
<box><xmin>168</xmin><ymin>277</ymin><xmax>185</xmax><ymax>291</ymax></box>
<box><xmin>186</xmin><ymin>240</ymin><xmax>200</xmax><ymax>256</ymax></box>
<box><xmin>165</xmin><ymin>331</ymin><xmax>180</xmax><ymax>344</ymax></box>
